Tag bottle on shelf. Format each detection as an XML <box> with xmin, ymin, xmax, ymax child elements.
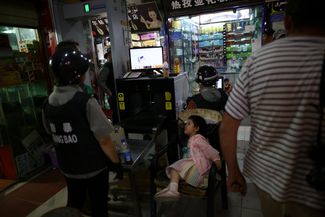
<box><xmin>104</xmin><ymin>93</ymin><xmax>110</xmax><ymax>110</ymax></box>
<box><xmin>173</xmin><ymin>57</ymin><xmax>181</xmax><ymax>74</ymax></box>
<box><xmin>119</xmin><ymin>139</ymin><xmax>133</xmax><ymax>165</ymax></box>
<box><xmin>163</xmin><ymin>61</ymin><xmax>169</xmax><ymax>78</ymax></box>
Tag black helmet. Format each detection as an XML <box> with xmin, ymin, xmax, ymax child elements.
<box><xmin>196</xmin><ymin>65</ymin><xmax>219</xmax><ymax>86</ymax></box>
<box><xmin>50</xmin><ymin>50</ymin><xmax>90</xmax><ymax>86</ymax></box>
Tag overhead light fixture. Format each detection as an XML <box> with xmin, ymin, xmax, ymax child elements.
<box><xmin>1</xmin><ymin>27</ymin><xmax>15</xmax><ymax>34</ymax></box>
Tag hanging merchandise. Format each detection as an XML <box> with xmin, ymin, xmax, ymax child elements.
<box><xmin>91</xmin><ymin>18</ymin><xmax>109</xmax><ymax>37</ymax></box>
<box><xmin>91</xmin><ymin>17</ymin><xmax>110</xmax><ymax>66</ymax></box>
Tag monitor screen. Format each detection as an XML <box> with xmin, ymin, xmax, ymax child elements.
<box><xmin>129</xmin><ymin>47</ymin><xmax>163</xmax><ymax>71</ymax></box>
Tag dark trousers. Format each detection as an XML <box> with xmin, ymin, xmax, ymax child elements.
<box><xmin>64</xmin><ymin>168</ymin><xmax>109</xmax><ymax>217</ymax></box>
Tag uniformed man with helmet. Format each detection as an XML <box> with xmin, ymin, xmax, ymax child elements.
<box><xmin>42</xmin><ymin>43</ymin><xmax>121</xmax><ymax>217</ymax></box>
<box><xmin>186</xmin><ymin>65</ymin><xmax>228</xmax><ymax>111</ymax></box>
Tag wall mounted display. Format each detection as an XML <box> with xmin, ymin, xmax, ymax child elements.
<box><xmin>128</xmin><ymin>2</ymin><xmax>163</xmax><ymax>33</ymax></box>
<box><xmin>91</xmin><ymin>17</ymin><xmax>109</xmax><ymax>37</ymax></box>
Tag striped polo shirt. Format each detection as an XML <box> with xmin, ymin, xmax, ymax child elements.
<box><xmin>226</xmin><ymin>36</ymin><xmax>325</xmax><ymax>210</ymax></box>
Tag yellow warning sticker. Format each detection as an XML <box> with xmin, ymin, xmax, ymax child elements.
<box><xmin>165</xmin><ymin>92</ymin><xmax>172</xmax><ymax>101</ymax></box>
<box><xmin>165</xmin><ymin>102</ymin><xmax>172</xmax><ymax>110</ymax></box>
<box><xmin>118</xmin><ymin>93</ymin><xmax>124</xmax><ymax>101</ymax></box>
<box><xmin>119</xmin><ymin>102</ymin><xmax>125</xmax><ymax>110</ymax></box>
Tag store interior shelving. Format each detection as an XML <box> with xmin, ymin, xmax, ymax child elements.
<box><xmin>223</xmin><ymin>21</ymin><xmax>254</xmax><ymax>74</ymax></box>
<box><xmin>198</xmin><ymin>24</ymin><xmax>225</xmax><ymax>70</ymax></box>
<box><xmin>91</xmin><ymin>17</ymin><xmax>111</xmax><ymax>67</ymax></box>
<box><xmin>167</xmin><ymin>6</ymin><xmax>263</xmax><ymax>94</ymax></box>
<box><xmin>94</xmin><ymin>36</ymin><xmax>110</xmax><ymax>67</ymax></box>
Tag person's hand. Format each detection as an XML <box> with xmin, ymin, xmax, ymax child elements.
<box><xmin>227</xmin><ymin>169</ymin><xmax>247</xmax><ymax>196</ymax></box>
<box><xmin>110</xmin><ymin>162</ymin><xmax>123</xmax><ymax>180</ymax></box>
<box><xmin>214</xmin><ymin>160</ymin><xmax>222</xmax><ymax>170</ymax></box>
<box><xmin>186</xmin><ymin>100</ymin><xmax>197</xmax><ymax>109</ymax></box>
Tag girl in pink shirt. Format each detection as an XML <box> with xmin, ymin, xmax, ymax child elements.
<box><xmin>154</xmin><ymin>115</ymin><xmax>221</xmax><ymax>202</ymax></box>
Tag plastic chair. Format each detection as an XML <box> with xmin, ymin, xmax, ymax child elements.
<box><xmin>150</xmin><ymin>109</ymin><xmax>228</xmax><ymax>217</ymax></box>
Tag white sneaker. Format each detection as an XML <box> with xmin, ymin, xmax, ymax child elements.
<box><xmin>154</xmin><ymin>189</ymin><xmax>180</xmax><ymax>202</ymax></box>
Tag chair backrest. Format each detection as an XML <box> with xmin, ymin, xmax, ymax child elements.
<box><xmin>178</xmin><ymin>108</ymin><xmax>222</xmax><ymax>123</ymax></box>
<box><xmin>152</xmin><ymin>109</ymin><xmax>228</xmax><ymax>217</ymax></box>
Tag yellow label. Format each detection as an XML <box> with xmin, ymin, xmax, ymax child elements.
<box><xmin>165</xmin><ymin>92</ymin><xmax>172</xmax><ymax>101</ymax></box>
<box><xmin>117</xmin><ymin>93</ymin><xmax>124</xmax><ymax>101</ymax></box>
<box><xmin>165</xmin><ymin>102</ymin><xmax>172</xmax><ymax>110</ymax></box>
<box><xmin>119</xmin><ymin>102</ymin><xmax>125</xmax><ymax>110</ymax></box>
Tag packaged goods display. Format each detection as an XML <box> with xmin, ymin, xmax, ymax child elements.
<box><xmin>168</xmin><ymin>6</ymin><xmax>263</xmax><ymax>94</ymax></box>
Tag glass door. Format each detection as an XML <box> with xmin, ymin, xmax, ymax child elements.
<box><xmin>0</xmin><ymin>26</ymin><xmax>49</xmax><ymax>184</ymax></box>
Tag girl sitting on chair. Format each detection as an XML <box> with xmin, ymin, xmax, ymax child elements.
<box><xmin>154</xmin><ymin>115</ymin><xmax>221</xmax><ymax>202</ymax></box>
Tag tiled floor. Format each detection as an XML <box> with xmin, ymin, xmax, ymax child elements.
<box><xmin>2</xmin><ymin>126</ymin><xmax>261</xmax><ymax>217</ymax></box>
<box><xmin>0</xmin><ymin>169</ymin><xmax>66</xmax><ymax>217</ymax></box>
<box><xmin>25</xmin><ymin>182</ymin><xmax>262</xmax><ymax>217</ymax></box>
<box><xmin>154</xmin><ymin>182</ymin><xmax>262</xmax><ymax>217</ymax></box>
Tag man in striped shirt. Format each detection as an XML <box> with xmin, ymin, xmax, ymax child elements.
<box><xmin>219</xmin><ymin>0</ymin><xmax>325</xmax><ymax>216</ymax></box>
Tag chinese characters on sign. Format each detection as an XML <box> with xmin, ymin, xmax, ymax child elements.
<box><xmin>170</xmin><ymin>0</ymin><xmax>230</xmax><ymax>10</ymax></box>
<box><xmin>165</xmin><ymin>0</ymin><xmax>263</xmax><ymax>17</ymax></box>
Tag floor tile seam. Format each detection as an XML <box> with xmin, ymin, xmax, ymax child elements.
<box><xmin>10</xmin><ymin>196</ymin><xmax>45</xmax><ymax>205</ymax></box>
<box><xmin>0</xmin><ymin>182</ymin><xmax>28</xmax><ymax>197</ymax></box>
<box><xmin>241</xmin><ymin>206</ymin><xmax>261</xmax><ymax>211</ymax></box>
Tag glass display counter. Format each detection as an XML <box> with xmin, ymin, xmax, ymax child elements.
<box><xmin>168</xmin><ymin>18</ymin><xmax>199</xmax><ymax>90</ymax></box>
<box><xmin>0</xmin><ymin>82</ymin><xmax>48</xmax><ymax>179</ymax></box>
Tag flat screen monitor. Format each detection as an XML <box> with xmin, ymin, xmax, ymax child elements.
<box><xmin>129</xmin><ymin>46</ymin><xmax>163</xmax><ymax>71</ymax></box>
